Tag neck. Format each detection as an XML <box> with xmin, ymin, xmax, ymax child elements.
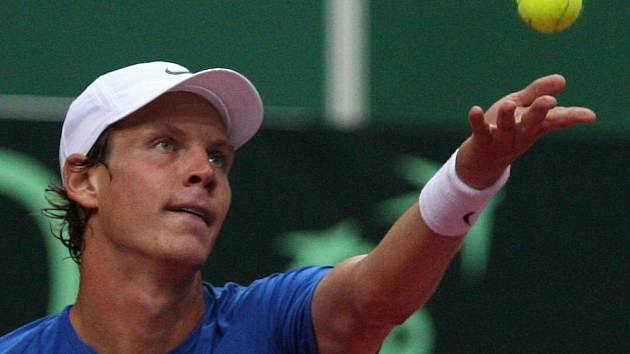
<box><xmin>70</xmin><ymin>233</ymin><xmax>206</xmax><ymax>354</ymax></box>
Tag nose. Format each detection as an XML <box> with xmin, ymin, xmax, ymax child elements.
<box><xmin>183</xmin><ymin>147</ymin><xmax>216</xmax><ymax>189</ymax></box>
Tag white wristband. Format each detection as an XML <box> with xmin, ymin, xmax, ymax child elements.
<box><xmin>418</xmin><ymin>150</ymin><xmax>510</xmax><ymax>237</ymax></box>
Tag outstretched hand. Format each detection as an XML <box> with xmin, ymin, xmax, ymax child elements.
<box><xmin>456</xmin><ymin>74</ymin><xmax>596</xmax><ymax>189</ymax></box>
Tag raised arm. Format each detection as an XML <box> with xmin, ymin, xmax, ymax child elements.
<box><xmin>311</xmin><ymin>74</ymin><xmax>596</xmax><ymax>354</ymax></box>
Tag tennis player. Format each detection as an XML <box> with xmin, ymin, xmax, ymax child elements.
<box><xmin>0</xmin><ymin>61</ymin><xmax>595</xmax><ymax>353</ymax></box>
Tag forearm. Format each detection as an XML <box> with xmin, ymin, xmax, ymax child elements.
<box><xmin>350</xmin><ymin>202</ymin><xmax>464</xmax><ymax>324</ymax></box>
<box><xmin>313</xmin><ymin>203</ymin><xmax>464</xmax><ymax>354</ymax></box>
<box><xmin>314</xmin><ymin>148</ymin><xmax>508</xmax><ymax>351</ymax></box>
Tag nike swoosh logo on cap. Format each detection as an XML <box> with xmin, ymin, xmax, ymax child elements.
<box><xmin>463</xmin><ymin>211</ymin><xmax>475</xmax><ymax>226</ymax></box>
<box><xmin>165</xmin><ymin>68</ymin><xmax>191</xmax><ymax>75</ymax></box>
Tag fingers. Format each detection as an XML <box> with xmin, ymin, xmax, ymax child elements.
<box><xmin>520</xmin><ymin>95</ymin><xmax>557</xmax><ymax>131</ymax></box>
<box><xmin>496</xmin><ymin>100</ymin><xmax>517</xmax><ymax>131</ymax></box>
<box><xmin>541</xmin><ymin>107</ymin><xmax>597</xmax><ymax>132</ymax></box>
<box><xmin>514</xmin><ymin>74</ymin><xmax>566</xmax><ymax>106</ymax></box>
<box><xmin>496</xmin><ymin>100</ymin><xmax>517</xmax><ymax>150</ymax></box>
<box><xmin>468</xmin><ymin>105</ymin><xmax>492</xmax><ymax>142</ymax></box>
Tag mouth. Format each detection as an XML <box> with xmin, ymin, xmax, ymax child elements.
<box><xmin>168</xmin><ymin>207</ymin><xmax>210</xmax><ymax>225</ymax></box>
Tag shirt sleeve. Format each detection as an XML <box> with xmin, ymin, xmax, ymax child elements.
<box><xmin>209</xmin><ymin>266</ymin><xmax>332</xmax><ymax>354</ymax></box>
<box><xmin>264</xmin><ymin>266</ymin><xmax>332</xmax><ymax>353</ymax></box>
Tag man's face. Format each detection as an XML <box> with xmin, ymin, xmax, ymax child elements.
<box><xmin>89</xmin><ymin>91</ymin><xmax>234</xmax><ymax>268</ymax></box>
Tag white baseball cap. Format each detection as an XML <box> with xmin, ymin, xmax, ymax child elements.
<box><xmin>59</xmin><ymin>61</ymin><xmax>263</xmax><ymax>180</ymax></box>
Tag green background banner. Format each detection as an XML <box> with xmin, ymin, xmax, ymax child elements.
<box><xmin>1</xmin><ymin>1</ymin><xmax>628</xmax><ymax>352</ymax></box>
<box><xmin>1</xmin><ymin>1</ymin><xmax>628</xmax><ymax>136</ymax></box>
<box><xmin>1</xmin><ymin>118</ymin><xmax>627</xmax><ymax>353</ymax></box>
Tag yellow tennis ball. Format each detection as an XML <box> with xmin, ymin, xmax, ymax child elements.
<box><xmin>517</xmin><ymin>0</ymin><xmax>583</xmax><ymax>33</ymax></box>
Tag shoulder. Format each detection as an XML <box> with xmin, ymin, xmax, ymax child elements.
<box><xmin>195</xmin><ymin>267</ymin><xmax>333</xmax><ymax>353</ymax></box>
<box><xmin>0</xmin><ymin>310</ymin><xmax>67</xmax><ymax>354</ymax></box>
<box><xmin>208</xmin><ymin>266</ymin><xmax>332</xmax><ymax>304</ymax></box>
<box><xmin>201</xmin><ymin>266</ymin><xmax>332</xmax><ymax>321</ymax></box>
<box><xmin>257</xmin><ymin>265</ymin><xmax>332</xmax><ymax>287</ymax></box>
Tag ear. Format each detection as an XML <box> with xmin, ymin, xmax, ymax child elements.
<box><xmin>64</xmin><ymin>154</ymin><xmax>104</xmax><ymax>209</ymax></box>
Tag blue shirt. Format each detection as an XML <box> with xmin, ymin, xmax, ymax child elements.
<box><xmin>0</xmin><ymin>266</ymin><xmax>331</xmax><ymax>354</ymax></box>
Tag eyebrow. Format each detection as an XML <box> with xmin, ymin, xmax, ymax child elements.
<box><xmin>154</xmin><ymin>122</ymin><xmax>186</xmax><ymax>139</ymax></box>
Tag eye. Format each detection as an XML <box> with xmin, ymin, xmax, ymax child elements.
<box><xmin>154</xmin><ymin>139</ymin><xmax>175</xmax><ymax>152</ymax></box>
<box><xmin>208</xmin><ymin>151</ymin><xmax>225</xmax><ymax>167</ymax></box>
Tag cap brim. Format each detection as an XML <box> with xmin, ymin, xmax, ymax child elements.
<box><xmin>169</xmin><ymin>68</ymin><xmax>263</xmax><ymax>149</ymax></box>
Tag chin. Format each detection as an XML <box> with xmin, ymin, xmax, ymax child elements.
<box><xmin>154</xmin><ymin>238</ymin><xmax>212</xmax><ymax>269</ymax></box>
<box><xmin>151</xmin><ymin>224</ymin><xmax>219</xmax><ymax>267</ymax></box>
<box><xmin>157</xmin><ymin>249</ymin><xmax>209</xmax><ymax>271</ymax></box>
